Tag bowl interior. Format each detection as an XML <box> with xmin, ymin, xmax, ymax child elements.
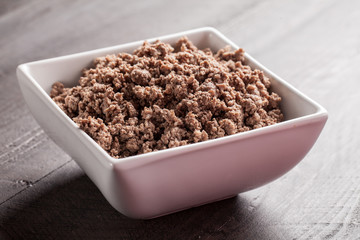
<box><xmin>22</xmin><ymin>27</ymin><xmax>322</xmax><ymax>143</ymax></box>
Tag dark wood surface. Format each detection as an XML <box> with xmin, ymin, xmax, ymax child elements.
<box><xmin>1</xmin><ymin>0</ymin><xmax>360</xmax><ymax>239</ymax></box>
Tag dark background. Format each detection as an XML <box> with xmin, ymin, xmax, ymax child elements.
<box><xmin>1</xmin><ymin>0</ymin><xmax>360</xmax><ymax>239</ymax></box>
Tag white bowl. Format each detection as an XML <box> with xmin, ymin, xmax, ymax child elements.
<box><xmin>17</xmin><ymin>27</ymin><xmax>327</xmax><ymax>219</ymax></box>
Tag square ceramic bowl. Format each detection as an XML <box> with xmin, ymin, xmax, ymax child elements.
<box><xmin>17</xmin><ymin>27</ymin><xmax>327</xmax><ymax>219</ymax></box>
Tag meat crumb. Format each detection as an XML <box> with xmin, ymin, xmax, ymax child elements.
<box><xmin>51</xmin><ymin>37</ymin><xmax>283</xmax><ymax>158</ymax></box>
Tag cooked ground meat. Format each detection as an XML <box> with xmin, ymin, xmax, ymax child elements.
<box><xmin>50</xmin><ymin>37</ymin><xmax>283</xmax><ymax>158</ymax></box>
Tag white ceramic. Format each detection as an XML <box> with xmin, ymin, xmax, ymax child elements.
<box><xmin>17</xmin><ymin>27</ymin><xmax>328</xmax><ymax>219</ymax></box>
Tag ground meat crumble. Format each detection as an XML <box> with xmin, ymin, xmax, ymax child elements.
<box><xmin>50</xmin><ymin>37</ymin><xmax>283</xmax><ymax>158</ymax></box>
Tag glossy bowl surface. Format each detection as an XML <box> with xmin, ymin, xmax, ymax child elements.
<box><xmin>17</xmin><ymin>27</ymin><xmax>327</xmax><ymax>218</ymax></box>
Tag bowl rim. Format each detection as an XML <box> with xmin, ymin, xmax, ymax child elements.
<box><xmin>17</xmin><ymin>27</ymin><xmax>328</xmax><ymax>166</ymax></box>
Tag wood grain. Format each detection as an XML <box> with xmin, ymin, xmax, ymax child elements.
<box><xmin>1</xmin><ymin>0</ymin><xmax>360</xmax><ymax>239</ymax></box>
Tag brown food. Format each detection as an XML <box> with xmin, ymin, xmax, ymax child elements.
<box><xmin>50</xmin><ymin>37</ymin><xmax>283</xmax><ymax>158</ymax></box>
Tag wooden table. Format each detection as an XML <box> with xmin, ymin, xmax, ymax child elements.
<box><xmin>1</xmin><ymin>0</ymin><xmax>359</xmax><ymax>239</ymax></box>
